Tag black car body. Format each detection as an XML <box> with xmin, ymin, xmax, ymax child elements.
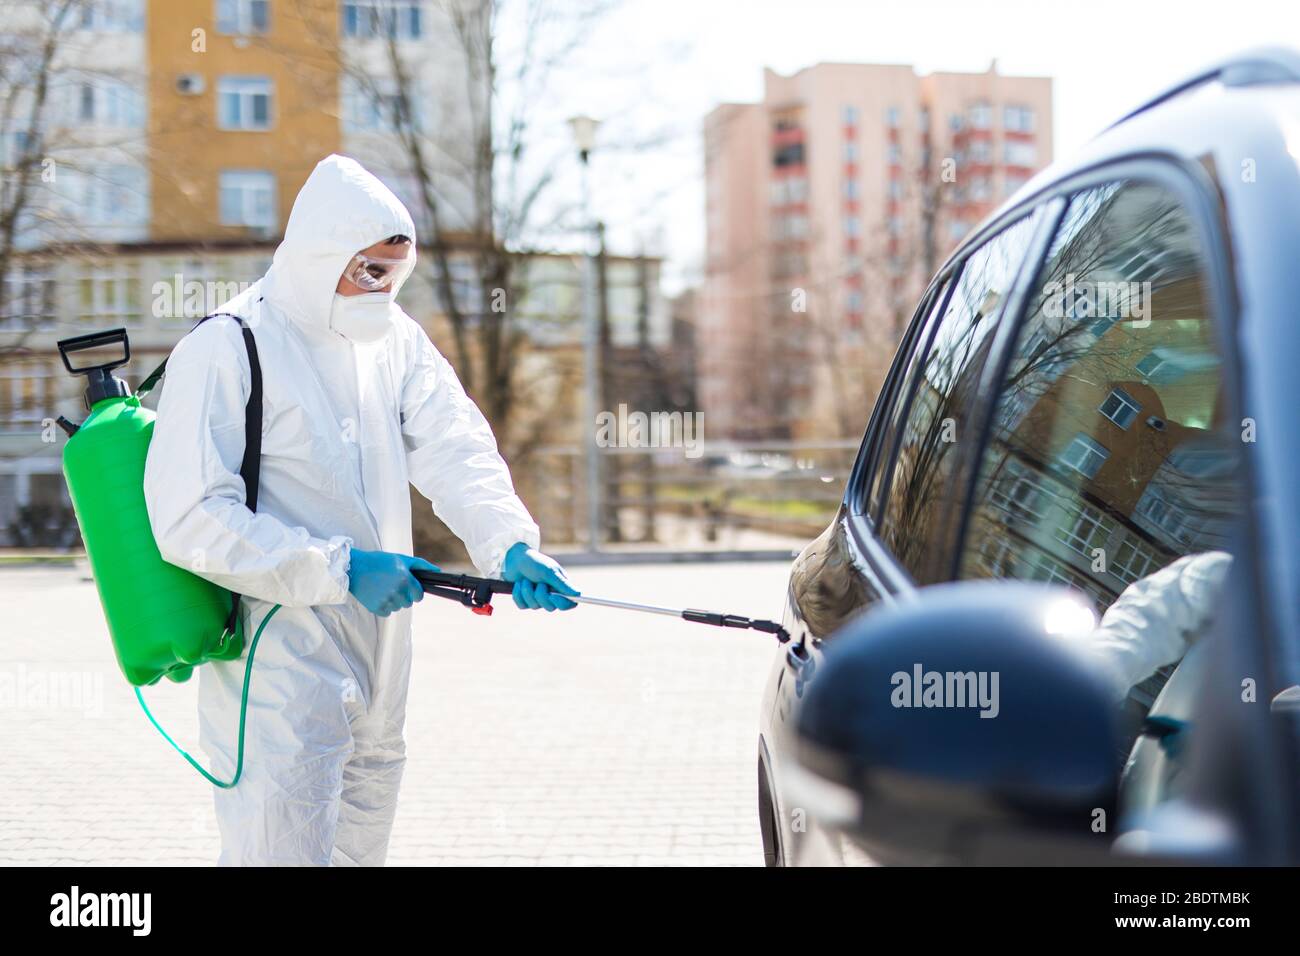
<box><xmin>757</xmin><ymin>50</ymin><xmax>1300</xmax><ymax>866</ymax></box>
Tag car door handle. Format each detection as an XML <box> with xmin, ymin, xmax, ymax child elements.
<box><xmin>786</xmin><ymin>641</ymin><xmax>816</xmax><ymax>696</ymax></box>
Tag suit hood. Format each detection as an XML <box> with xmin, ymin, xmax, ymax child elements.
<box><xmin>260</xmin><ymin>154</ymin><xmax>417</xmax><ymax>331</ymax></box>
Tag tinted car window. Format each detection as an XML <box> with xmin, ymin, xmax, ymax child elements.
<box><xmin>875</xmin><ymin>210</ymin><xmax>1046</xmax><ymax>580</ymax></box>
<box><xmin>959</xmin><ymin>180</ymin><xmax>1241</xmax><ymax>716</ymax></box>
<box><xmin>859</xmin><ymin>282</ymin><xmax>948</xmax><ymax>517</ymax></box>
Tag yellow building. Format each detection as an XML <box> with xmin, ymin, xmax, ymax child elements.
<box><xmin>147</xmin><ymin>0</ymin><xmax>341</xmax><ymax>242</ymax></box>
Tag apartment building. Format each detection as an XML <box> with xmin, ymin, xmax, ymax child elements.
<box><xmin>701</xmin><ymin>60</ymin><xmax>1052</xmax><ymax>440</ymax></box>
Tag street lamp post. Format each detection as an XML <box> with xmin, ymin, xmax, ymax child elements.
<box><xmin>569</xmin><ymin>114</ymin><xmax>602</xmax><ymax>553</ymax></box>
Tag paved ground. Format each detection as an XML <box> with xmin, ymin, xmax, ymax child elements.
<box><xmin>0</xmin><ymin>560</ymin><xmax>790</xmax><ymax>866</ymax></box>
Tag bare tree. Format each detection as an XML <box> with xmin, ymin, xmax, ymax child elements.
<box><xmin>291</xmin><ymin>0</ymin><xmax>627</xmax><ymax>555</ymax></box>
<box><xmin>306</xmin><ymin>1</ymin><xmax>614</xmax><ymax>434</ymax></box>
<box><xmin>0</xmin><ymin>0</ymin><xmax>84</xmax><ymax>352</ymax></box>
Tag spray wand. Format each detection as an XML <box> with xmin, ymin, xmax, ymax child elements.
<box><xmin>411</xmin><ymin>568</ymin><xmax>791</xmax><ymax>644</ymax></box>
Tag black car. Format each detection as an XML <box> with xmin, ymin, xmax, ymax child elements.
<box><xmin>757</xmin><ymin>49</ymin><xmax>1300</xmax><ymax>866</ymax></box>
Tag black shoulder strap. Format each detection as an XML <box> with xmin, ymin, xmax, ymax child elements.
<box><xmin>137</xmin><ymin>311</ymin><xmax>263</xmax><ymax>637</ymax></box>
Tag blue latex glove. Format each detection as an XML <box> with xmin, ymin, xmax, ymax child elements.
<box><xmin>348</xmin><ymin>549</ymin><xmax>440</xmax><ymax>617</ymax></box>
<box><xmin>501</xmin><ymin>542</ymin><xmax>579</xmax><ymax>612</ymax></box>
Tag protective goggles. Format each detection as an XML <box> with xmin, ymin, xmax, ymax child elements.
<box><xmin>341</xmin><ymin>248</ymin><xmax>415</xmax><ymax>292</ymax></box>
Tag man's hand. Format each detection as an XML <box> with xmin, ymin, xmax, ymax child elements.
<box><xmin>502</xmin><ymin>542</ymin><xmax>580</xmax><ymax>612</ymax></box>
<box><xmin>348</xmin><ymin>549</ymin><xmax>440</xmax><ymax>617</ymax></box>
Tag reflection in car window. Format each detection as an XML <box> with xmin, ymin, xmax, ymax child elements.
<box><xmin>958</xmin><ymin>181</ymin><xmax>1241</xmax><ymax>715</ymax></box>
<box><xmin>876</xmin><ymin>210</ymin><xmax>1045</xmax><ymax>581</ymax></box>
<box><xmin>863</xmin><ymin>282</ymin><xmax>949</xmax><ymax>518</ymax></box>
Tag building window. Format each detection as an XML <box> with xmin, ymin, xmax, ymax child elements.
<box><xmin>1055</xmin><ymin>501</ymin><xmax>1114</xmax><ymax>557</ymax></box>
<box><xmin>967</xmin><ymin>139</ymin><xmax>991</xmax><ymax>163</ymax></box>
<box><xmin>218</xmin><ymin>76</ymin><xmax>273</xmax><ymax>130</ymax></box>
<box><xmin>78</xmin><ymin>0</ymin><xmax>144</xmax><ymax>32</ymax></box>
<box><xmin>1137</xmin><ymin>491</ymin><xmax>1196</xmax><ymax>544</ymax></box>
<box><xmin>1168</xmin><ymin>446</ymin><xmax>1233</xmax><ymax>478</ymax></box>
<box><xmin>1025</xmin><ymin>552</ymin><xmax>1094</xmax><ymax>596</ymax></box>
<box><xmin>342</xmin><ymin>77</ymin><xmax>427</xmax><ymax>133</ymax></box>
<box><xmin>1099</xmin><ymin>387</ymin><xmax>1141</xmax><ymax>429</ymax></box>
<box><xmin>773</xmin><ymin>142</ymin><xmax>805</xmax><ymax>167</ymax></box>
<box><xmin>773</xmin><ymin>213</ymin><xmax>808</xmax><ymax>241</ymax></box>
<box><xmin>217</xmin><ymin>0</ymin><xmax>269</xmax><ymax>35</ymax></box>
<box><xmin>1133</xmin><ymin>348</ymin><xmax>1211</xmax><ymax>385</ymax></box>
<box><xmin>1</xmin><ymin>265</ymin><xmax>55</xmax><ymax>331</ymax></box>
<box><xmin>1136</xmin><ymin>351</ymin><xmax>1169</xmax><ymax>381</ymax></box>
<box><xmin>1059</xmin><ymin>433</ymin><xmax>1109</xmax><ymax>478</ymax></box>
<box><xmin>886</xmin><ymin>179</ymin><xmax>903</xmax><ymax>200</ymax></box>
<box><xmin>968</xmin><ymin>102</ymin><xmax>992</xmax><ymax>130</ymax></box>
<box><xmin>76</xmin><ymin>263</ymin><xmax>141</xmax><ymax>324</ymax></box>
<box><xmin>842</xmin><ymin>104</ymin><xmax>859</xmax><ymax>126</ymax></box>
<box><xmin>990</xmin><ymin>460</ymin><xmax>1048</xmax><ymax>521</ymax></box>
<box><xmin>3</xmin><ymin>131</ymin><xmax>33</xmax><ymax>167</ymax></box>
<box><xmin>885</xmin><ymin>142</ymin><xmax>901</xmax><ymax>164</ymax></box>
<box><xmin>220</xmin><ymin>170</ymin><xmax>277</xmax><ymax>230</ymax></box>
<box><xmin>1004</xmin><ymin>105</ymin><xmax>1035</xmax><ymax>132</ymax></box>
<box><xmin>842</xmin><ymin>141</ymin><xmax>859</xmax><ymax>163</ymax></box>
<box><xmin>70</xmin><ymin>78</ymin><xmax>144</xmax><ymax>128</ymax></box>
<box><xmin>884</xmin><ymin>105</ymin><xmax>900</xmax><ymax>128</ymax></box>
<box><xmin>842</xmin><ymin>179</ymin><xmax>859</xmax><ymax>200</ymax></box>
<box><xmin>843</xmin><ymin>216</ymin><xmax>860</xmax><ymax>236</ymax></box>
<box><xmin>1004</xmin><ymin>141</ymin><xmax>1038</xmax><ymax>166</ymax></box>
<box><xmin>1111</xmin><ymin>538</ymin><xmax>1159</xmax><ymax>586</ymax></box>
<box><xmin>769</xmin><ymin>176</ymin><xmax>808</xmax><ymax>204</ymax></box>
<box><xmin>72</xmin><ymin>165</ymin><xmax>149</xmax><ymax>227</ymax></box>
<box><xmin>342</xmin><ymin>0</ymin><xmax>424</xmax><ymax>39</ymax></box>
<box><xmin>0</xmin><ymin>360</ymin><xmax>60</xmax><ymax>428</ymax></box>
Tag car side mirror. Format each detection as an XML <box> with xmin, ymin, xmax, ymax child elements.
<box><xmin>793</xmin><ymin>581</ymin><xmax>1122</xmax><ymax>865</ymax></box>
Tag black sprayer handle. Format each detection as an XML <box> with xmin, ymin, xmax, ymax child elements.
<box><xmin>412</xmin><ymin>568</ymin><xmax>513</xmax><ymax>615</ymax></box>
<box><xmin>412</xmin><ymin>569</ymin><xmax>513</xmax><ymax>597</ymax></box>
<box><xmin>57</xmin><ymin>327</ymin><xmax>130</xmax><ymax>374</ymax></box>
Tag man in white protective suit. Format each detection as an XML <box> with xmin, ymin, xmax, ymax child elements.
<box><xmin>143</xmin><ymin>155</ymin><xmax>578</xmax><ymax>866</ymax></box>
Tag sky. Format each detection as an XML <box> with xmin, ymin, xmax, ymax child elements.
<box><xmin>503</xmin><ymin>0</ymin><xmax>1299</xmax><ymax>294</ymax></box>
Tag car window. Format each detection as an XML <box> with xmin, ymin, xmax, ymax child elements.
<box><xmin>856</xmin><ymin>282</ymin><xmax>947</xmax><ymax>517</ymax></box>
<box><xmin>874</xmin><ymin>209</ymin><xmax>1047</xmax><ymax>581</ymax></box>
<box><xmin>957</xmin><ymin>180</ymin><xmax>1242</xmax><ymax>736</ymax></box>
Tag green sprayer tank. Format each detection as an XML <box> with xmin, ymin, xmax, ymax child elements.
<box><xmin>57</xmin><ymin>328</ymin><xmax>243</xmax><ymax>687</ymax></box>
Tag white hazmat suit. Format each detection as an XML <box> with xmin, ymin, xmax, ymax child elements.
<box><xmin>1083</xmin><ymin>550</ymin><xmax>1233</xmax><ymax>705</ymax></box>
<box><xmin>143</xmin><ymin>155</ymin><xmax>540</xmax><ymax>865</ymax></box>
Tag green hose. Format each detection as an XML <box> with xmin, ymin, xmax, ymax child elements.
<box><xmin>134</xmin><ymin>603</ymin><xmax>281</xmax><ymax>788</ymax></box>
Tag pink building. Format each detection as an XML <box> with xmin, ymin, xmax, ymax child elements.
<box><xmin>701</xmin><ymin>60</ymin><xmax>1053</xmax><ymax>440</ymax></box>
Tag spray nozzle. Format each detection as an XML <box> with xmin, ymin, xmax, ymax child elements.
<box><xmin>56</xmin><ymin>327</ymin><xmax>132</xmax><ymax>409</ymax></box>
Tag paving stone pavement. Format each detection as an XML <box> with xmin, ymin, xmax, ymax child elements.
<box><xmin>0</xmin><ymin>560</ymin><xmax>790</xmax><ymax>866</ymax></box>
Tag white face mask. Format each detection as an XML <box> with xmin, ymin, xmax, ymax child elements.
<box><xmin>329</xmin><ymin>292</ymin><xmax>394</xmax><ymax>343</ymax></box>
